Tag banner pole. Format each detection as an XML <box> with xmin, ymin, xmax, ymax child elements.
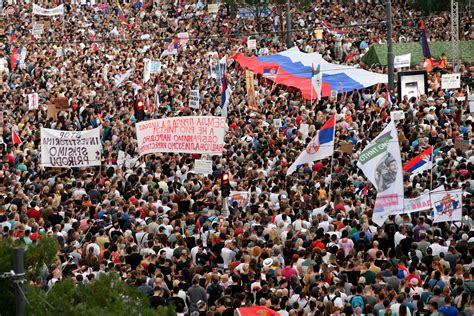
<box><xmin>327</xmin><ymin>115</ymin><xmax>337</xmax><ymax>204</ymax></box>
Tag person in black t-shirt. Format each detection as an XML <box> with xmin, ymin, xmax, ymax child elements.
<box><xmin>149</xmin><ymin>287</ymin><xmax>166</xmax><ymax>309</ymax></box>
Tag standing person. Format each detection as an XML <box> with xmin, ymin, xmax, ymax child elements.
<box><xmin>187</xmin><ymin>276</ymin><xmax>207</xmax><ymax>313</ymax></box>
<box><xmin>438</xmin><ymin>297</ymin><xmax>459</xmax><ymax>316</ymax></box>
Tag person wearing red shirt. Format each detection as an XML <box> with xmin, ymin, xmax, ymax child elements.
<box><xmin>281</xmin><ymin>259</ymin><xmax>297</xmax><ymax>281</ymax></box>
<box><xmin>26</xmin><ymin>202</ymin><xmax>42</xmax><ymax>220</ymax></box>
<box><xmin>405</xmin><ymin>266</ymin><xmax>422</xmax><ymax>288</ymax></box>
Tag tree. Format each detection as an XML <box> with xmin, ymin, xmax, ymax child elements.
<box><xmin>412</xmin><ymin>0</ymin><xmax>470</xmax><ymax>13</ymax></box>
<box><xmin>0</xmin><ymin>238</ymin><xmax>59</xmax><ymax>316</ymax></box>
<box><xmin>27</xmin><ymin>273</ymin><xmax>157</xmax><ymax>316</ymax></box>
<box><xmin>0</xmin><ymin>238</ymin><xmax>158</xmax><ymax>315</ymax></box>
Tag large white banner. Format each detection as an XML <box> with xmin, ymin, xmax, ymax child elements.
<box><xmin>41</xmin><ymin>128</ymin><xmax>101</xmax><ymax>168</ymax></box>
<box><xmin>394</xmin><ymin>53</ymin><xmax>411</xmax><ymax>69</ymax></box>
<box><xmin>32</xmin><ymin>4</ymin><xmax>64</xmax><ymax>16</ymax></box>
<box><xmin>431</xmin><ymin>189</ymin><xmax>463</xmax><ymax>223</ymax></box>
<box><xmin>136</xmin><ymin>116</ymin><xmax>226</xmax><ymax>156</ymax></box>
<box><xmin>357</xmin><ymin>121</ymin><xmax>404</xmax><ymax>226</ymax></box>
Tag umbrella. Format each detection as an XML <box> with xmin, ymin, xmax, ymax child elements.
<box><xmin>237</xmin><ymin>306</ymin><xmax>280</xmax><ymax>316</ymax></box>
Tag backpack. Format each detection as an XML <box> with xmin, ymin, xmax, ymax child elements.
<box><xmin>351</xmin><ymin>295</ymin><xmax>365</xmax><ymax>313</ymax></box>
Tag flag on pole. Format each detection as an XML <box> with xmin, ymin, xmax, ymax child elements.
<box><xmin>357</xmin><ymin>183</ymin><xmax>369</xmax><ymax>198</ymax></box>
<box><xmin>357</xmin><ymin>121</ymin><xmax>404</xmax><ymax>226</ymax></box>
<box><xmin>286</xmin><ymin>115</ymin><xmax>335</xmax><ymax>175</ymax></box>
<box><xmin>155</xmin><ymin>74</ymin><xmax>161</xmax><ymax>107</ymax></box>
<box><xmin>420</xmin><ymin>20</ymin><xmax>438</xmax><ymax>68</ymax></box>
<box><xmin>12</xmin><ymin>130</ymin><xmax>22</xmax><ymax>145</ymax></box>
<box><xmin>10</xmin><ymin>28</ymin><xmax>16</xmax><ymax>42</ymax></box>
<box><xmin>385</xmin><ymin>85</ymin><xmax>393</xmax><ymax>108</ymax></box>
<box><xmin>321</xmin><ymin>22</ymin><xmax>345</xmax><ymax>37</ymax></box>
<box><xmin>161</xmin><ymin>39</ymin><xmax>179</xmax><ymax>58</ymax></box>
<box><xmin>10</xmin><ymin>47</ymin><xmax>26</xmax><ymax>69</ymax></box>
<box><xmin>403</xmin><ymin>146</ymin><xmax>433</xmax><ymax>175</ymax></box>
<box><xmin>115</xmin><ymin>0</ymin><xmax>128</xmax><ymax>25</ymax></box>
<box><xmin>311</xmin><ymin>63</ymin><xmax>322</xmax><ymax>100</ymax></box>
<box><xmin>221</xmin><ymin>72</ymin><xmax>231</xmax><ymax>118</ymax></box>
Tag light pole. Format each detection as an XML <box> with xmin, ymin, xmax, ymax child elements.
<box><xmin>386</xmin><ymin>0</ymin><xmax>395</xmax><ymax>97</ymax></box>
<box><xmin>286</xmin><ymin>0</ymin><xmax>292</xmax><ymax>48</ymax></box>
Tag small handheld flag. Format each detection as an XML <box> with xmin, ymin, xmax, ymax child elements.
<box><xmin>403</xmin><ymin>146</ymin><xmax>433</xmax><ymax>175</ymax></box>
<box><xmin>12</xmin><ymin>130</ymin><xmax>22</xmax><ymax>145</ymax></box>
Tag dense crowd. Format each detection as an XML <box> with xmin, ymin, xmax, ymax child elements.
<box><xmin>0</xmin><ymin>0</ymin><xmax>473</xmax><ymax>315</ymax></box>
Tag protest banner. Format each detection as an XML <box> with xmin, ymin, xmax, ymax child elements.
<box><xmin>189</xmin><ymin>90</ymin><xmax>200</xmax><ymax>109</ymax></box>
<box><xmin>194</xmin><ymin>159</ymin><xmax>213</xmax><ymax>175</ymax></box>
<box><xmin>454</xmin><ymin>138</ymin><xmax>470</xmax><ymax>151</ymax></box>
<box><xmin>390</xmin><ymin>110</ymin><xmax>405</xmax><ymax>121</ymax></box>
<box><xmin>150</xmin><ymin>61</ymin><xmax>162</xmax><ymax>74</ymax></box>
<box><xmin>143</xmin><ymin>58</ymin><xmax>151</xmax><ymax>83</ymax></box>
<box><xmin>32</xmin><ymin>4</ymin><xmax>64</xmax><ymax>16</ymax></box>
<box><xmin>431</xmin><ymin>189</ymin><xmax>463</xmax><ymax>223</ymax></box>
<box><xmin>245</xmin><ymin>70</ymin><xmax>258</xmax><ymax>112</ymax></box>
<box><xmin>441</xmin><ymin>73</ymin><xmax>461</xmax><ymax>89</ymax></box>
<box><xmin>208</xmin><ymin>3</ymin><xmax>219</xmax><ymax>13</ymax></box>
<box><xmin>247</xmin><ymin>39</ymin><xmax>257</xmax><ymax>50</ymax></box>
<box><xmin>136</xmin><ymin>116</ymin><xmax>226</xmax><ymax>156</ymax></box>
<box><xmin>41</xmin><ymin>128</ymin><xmax>101</xmax><ymax>167</ymax></box>
<box><xmin>226</xmin><ymin>191</ymin><xmax>251</xmax><ymax>209</ymax></box>
<box><xmin>394</xmin><ymin>53</ymin><xmax>411</xmax><ymax>69</ymax></box>
<box><xmin>32</xmin><ymin>24</ymin><xmax>44</xmax><ymax>36</ymax></box>
<box><xmin>299</xmin><ymin>123</ymin><xmax>309</xmax><ymax>138</ymax></box>
<box><xmin>28</xmin><ymin>93</ymin><xmax>39</xmax><ymax>110</ymax></box>
<box><xmin>54</xmin><ymin>97</ymin><xmax>69</xmax><ymax>111</ymax></box>
<box><xmin>177</xmin><ymin>32</ymin><xmax>189</xmax><ymax>46</ymax></box>
<box><xmin>338</xmin><ymin>142</ymin><xmax>353</xmax><ymax>155</ymax></box>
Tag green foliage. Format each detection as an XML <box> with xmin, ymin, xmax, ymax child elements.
<box><xmin>412</xmin><ymin>0</ymin><xmax>470</xmax><ymax>13</ymax></box>
<box><xmin>361</xmin><ymin>40</ymin><xmax>474</xmax><ymax>66</ymax></box>
<box><xmin>0</xmin><ymin>238</ymin><xmax>59</xmax><ymax>316</ymax></box>
<box><xmin>27</xmin><ymin>273</ymin><xmax>157</xmax><ymax>316</ymax></box>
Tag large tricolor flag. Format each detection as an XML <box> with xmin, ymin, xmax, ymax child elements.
<box><xmin>286</xmin><ymin>115</ymin><xmax>335</xmax><ymax>175</ymax></box>
<box><xmin>232</xmin><ymin>47</ymin><xmax>387</xmax><ymax>100</ymax></box>
<box><xmin>403</xmin><ymin>146</ymin><xmax>433</xmax><ymax>175</ymax></box>
<box><xmin>321</xmin><ymin>22</ymin><xmax>345</xmax><ymax>37</ymax></box>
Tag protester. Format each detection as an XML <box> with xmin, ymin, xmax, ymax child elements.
<box><xmin>0</xmin><ymin>0</ymin><xmax>473</xmax><ymax>315</ymax></box>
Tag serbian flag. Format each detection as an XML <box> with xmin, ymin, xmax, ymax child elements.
<box><xmin>10</xmin><ymin>29</ymin><xmax>16</xmax><ymax>42</ymax></box>
<box><xmin>403</xmin><ymin>146</ymin><xmax>433</xmax><ymax>175</ymax></box>
<box><xmin>161</xmin><ymin>39</ymin><xmax>179</xmax><ymax>58</ymax></box>
<box><xmin>10</xmin><ymin>47</ymin><xmax>26</xmax><ymax>69</ymax></box>
<box><xmin>385</xmin><ymin>86</ymin><xmax>393</xmax><ymax>107</ymax></box>
<box><xmin>357</xmin><ymin>183</ymin><xmax>369</xmax><ymax>198</ymax></box>
<box><xmin>12</xmin><ymin>130</ymin><xmax>22</xmax><ymax>145</ymax></box>
<box><xmin>321</xmin><ymin>22</ymin><xmax>345</xmax><ymax>37</ymax></box>
<box><xmin>221</xmin><ymin>72</ymin><xmax>231</xmax><ymax>118</ymax></box>
<box><xmin>262</xmin><ymin>66</ymin><xmax>279</xmax><ymax>79</ymax></box>
<box><xmin>287</xmin><ymin>115</ymin><xmax>335</xmax><ymax>175</ymax></box>
<box><xmin>116</xmin><ymin>0</ymin><xmax>128</xmax><ymax>25</ymax></box>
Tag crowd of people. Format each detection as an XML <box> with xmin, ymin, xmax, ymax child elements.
<box><xmin>0</xmin><ymin>0</ymin><xmax>473</xmax><ymax>315</ymax></box>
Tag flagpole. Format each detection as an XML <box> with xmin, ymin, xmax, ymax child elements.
<box><xmin>327</xmin><ymin>114</ymin><xmax>337</xmax><ymax>205</ymax></box>
<box><xmin>430</xmin><ymin>145</ymin><xmax>434</xmax><ymax>191</ymax></box>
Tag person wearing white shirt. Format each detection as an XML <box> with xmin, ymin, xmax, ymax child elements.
<box><xmin>429</xmin><ymin>238</ymin><xmax>449</xmax><ymax>256</ymax></box>
<box><xmin>221</xmin><ymin>241</ymin><xmax>236</xmax><ymax>269</ymax></box>
<box><xmin>394</xmin><ymin>226</ymin><xmax>407</xmax><ymax>248</ymax></box>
